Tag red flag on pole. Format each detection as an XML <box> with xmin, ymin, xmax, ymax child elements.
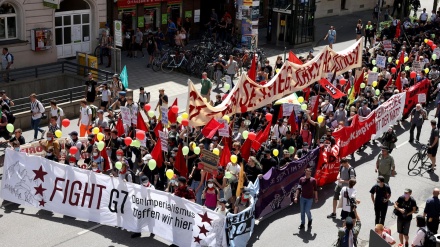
<box><xmin>277</xmin><ymin>104</ymin><xmax>283</xmax><ymax>120</ymax></box>
<box><xmin>248</xmin><ymin>54</ymin><xmax>257</xmax><ymax>81</ymax></box>
<box><xmin>115</xmin><ymin>118</ymin><xmax>125</xmax><ymax>137</ymax></box>
<box><xmin>251</xmin><ymin>123</ymin><xmax>271</xmax><ymax>151</ymax></box>
<box><xmin>136</xmin><ymin>112</ymin><xmax>149</xmax><ymax>132</ymax></box>
<box><xmin>151</xmin><ymin>138</ymin><xmax>164</xmax><ymax>168</ymax></box>
<box><xmin>395</xmin><ymin>21</ymin><xmax>401</xmax><ymax>38</ymax></box>
<box><xmin>384</xmin><ymin>76</ymin><xmax>393</xmax><ymax>89</ymax></box>
<box><xmin>101</xmin><ymin>148</ymin><xmax>111</xmax><ymax>172</ymax></box>
<box><xmin>354</xmin><ymin>71</ymin><xmax>364</xmax><ymax>95</ymax></box>
<box><xmin>288</xmin><ymin>51</ymin><xmax>303</xmax><ymax>65</ymax></box>
<box><xmin>168</xmin><ymin>98</ymin><xmax>178</xmax><ymax>124</ymax></box>
<box><xmin>288</xmin><ymin>110</ymin><xmax>297</xmax><ymax>133</ymax></box>
<box><xmin>153</xmin><ymin>121</ymin><xmax>163</xmax><ymax>138</ymax></box>
<box><xmin>395</xmin><ymin>74</ymin><xmax>402</xmax><ymax>92</ymax></box>
<box><xmin>219</xmin><ymin>137</ymin><xmax>231</xmax><ymax>167</ymax></box>
<box><xmin>319</xmin><ymin>78</ymin><xmax>346</xmax><ymax>99</ymax></box>
<box><xmin>240</xmin><ymin>138</ymin><xmax>252</xmax><ymax>161</ymax></box>
<box><xmin>398</xmin><ymin>49</ymin><xmax>405</xmax><ymax>66</ymax></box>
<box><xmin>201</xmin><ymin>118</ymin><xmax>224</xmax><ymax>139</ymax></box>
<box><xmin>174</xmin><ymin>144</ymin><xmax>188</xmax><ymax>178</ymax></box>
<box><xmin>304</xmin><ymin>87</ymin><xmax>311</xmax><ymax>101</ymax></box>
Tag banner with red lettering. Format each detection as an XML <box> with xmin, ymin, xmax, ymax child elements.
<box><xmin>186</xmin><ymin>38</ymin><xmax>364</xmax><ymax>126</ymax></box>
<box><xmin>332</xmin><ymin>113</ymin><xmax>376</xmax><ymax>157</ymax></box>
<box><xmin>319</xmin><ymin>78</ymin><xmax>346</xmax><ymax>99</ymax></box>
<box><xmin>374</xmin><ymin>92</ymin><xmax>406</xmax><ymax>139</ymax></box>
<box><xmin>403</xmin><ymin>79</ymin><xmax>430</xmax><ymax>116</ymax></box>
<box><xmin>314</xmin><ymin>142</ymin><xmax>340</xmax><ymax>187</ymax></box>
<box><xmin>1</xmin><ymin>150</ymin><xmax>227</xmax><ymax>247</ymax></box>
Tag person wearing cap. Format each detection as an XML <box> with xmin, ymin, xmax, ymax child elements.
<box><xmin>394</xmin><ymin>188</ymin><xmax>417</xmax><ymax>247</ymax></box>
<box><xmin>109</xmin><ymin>91</ymin><xmax>127</xmax><ymax>110</ymax></box>
<box><xmin>29</xmin><ymin>93</ymin><xmax>46</xmax><ymax>141</ymax></box>
<box><xmin>295</xmin><ymin>167</ymin><xmax>318</xmax><ymax>229</ymax></box>
<box><xmin>97</xmin><ymin>83</ymin><xmax>111</xmax><ymax>111</ymax></box>
<box><xmin>49</xmin><ymin>100</ymin><xmax>64</xmax><ymax>130</ymax></box>
<box><xmin>78</xmin><ymin>99</ymin><xmax>92</xmax><ymax>137</ymax></box>
<box><xmin>200</xmin><ymin>72</ymin><xmax>212</xmax><ymax>99</ymax></box>
<box><xmin>84</xmin><ymin>72</ymin><xmax>98</xmax><ymax>104</ymax></box>
<box><xmin>427</xmin><ymin>120</ymin><xmax>439</xmax><ymax>172</ymax></box>
<box><xmin>215</xmin><ymin>198</ymin><xmax>229</xmax><ymax>215</ymax></box>
<box><xmin>423</xmin><ymin>188</ymin><xmax>440</xmax><ymax>234</ymax></box>
<box><xmin>337</xmin><ymin>216</ymin><xmax>362</xmax><ymax>247</ymax></box>
<box><xmin>409</xmin><ymin>104</ymin><xmax>427</xmax><ymax>143</ymax></box>
<box><xmin>370</xmin><ymin>175</ymin><xmax>392</xmax><ymax>225</ymax></box>
<box><xmin>39</xmin><ymin>131</ymin><xmax>61</xmax><ymax>160</ymax></box>
<box><xmin>202</xmin><ymin>179</ymin><xmax>220</xmax><ymax>210</ymax></box>
<box><xmin>375</xmin><ymin>146</ymin><xmax>395</xmax><ymax>184</ymax></box>
<box><xmin>380</xmin><ymin>125</ymin><xmax>397</xmax><ymax>153</ymax></box>
<box><xmin>174</xmin><ymin>176</ymin><xmax>196</xmax><ymax>202</ymax></box>
<box><xmin>214</xmin><ymin>54</ymin><xmax>226</xmax><ymax>89</ymax></box>
<box><xmin>260</xmin><ymin>148</ymin><xmax>278</xmax><ymax>174</ymax></box>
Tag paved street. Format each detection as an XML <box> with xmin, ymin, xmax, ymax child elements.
<box><xmin>1</xmin><ymin>0</ymin><xmax>438</xmax><ymax>246</ymax></box>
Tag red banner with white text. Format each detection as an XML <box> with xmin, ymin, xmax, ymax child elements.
<box><xmin>403</xmin><ymin>79</ymin><xmax>430</xmax><ymax>116</ymax></box>
<box><xmin>314</xmin><ymin>142</ymin><xmax>340</xmax><ymax>187</ymax></box>
<box><xmin>332</xmin><ymin>113</ymin><xmax>376</xmax><ymax>157</ymax></box>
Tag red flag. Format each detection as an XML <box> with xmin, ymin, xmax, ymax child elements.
<box><xmin>288</xmin><ymin>51</ymin><xmax>303</xmax><ymax>65</ymax></box>
<box><xmin>304</xmin><ymin>87</ymin><xmax>311</xmax><ymax>101</ymax></box>
<box><xmin>395</xmin><ymin>21</ymin><xmax>401</xmax><ymax>39</ymax></box>
<box><xmin>319</xmin><ymin>78</ymin><xmax>346</xmax><ymax>99</ymax></box>
<box><xmin>343</xmin><ymin>81</ymin><xmax>351</xmax><ymax>94</ymax></box>
<box><xmin>174</xmin><ymin>144</ymin><xmax>188</xmax><ymax>178</ymax></box>
<box><xmin>384</xmin><ymin>76</ymin><xmax>393</xmax><ymax>89</ymax></box>
<box><xmin>247</xmin><ymin>54</ymin><xmax>257</xmax><ymax>81</ymax></box>
<box><xmin>251</xmin><ymin>123</ymin><xmax>271</xmax><ymax>151</ymax></box>
<box><xmin>153</xmin><ymin>121</ymin><xmax>163</xmax><ymax>138</ymax></box>
<box><xmin>101</xmin><ymin>148</ymin><xmax>111</xmax><ymax>171</ymax></box>
<box><xmin>219</xmin><ymin>137</ymin><xmax>231</xmax><ymax>167</ymax></box>
<box><xmin>168</xmin><ymin>98</ymin><xmax>178</xmax><ymax>124</ymax></box>
<box><xmin>395</xmin><ymin>75</ymin><xmax>402</xmax><ymax>92</ymax></box>
<box><xmin>115</xmin><ymin>118</ymin><xmax>125</xmax><ymax>137</ymax></box>
<box><xmin>240</xmin><ymin>138</ymin><xmax>252</xmax><ymax>161</ymax></box>
<box><xmin>288</xmin><ymin>110</ymin><xmax>297</xmax><ymax>133</ymax></box>
<box><xmin>354</xmin><ymin>71</ymin><xmax>364</xmax><ymax>94</ymax></box>
<box><xmin>136</xmin><ymin>112</ymin><xmax>149</xmax><ymax>132</ymax></box>
<box><xmin>151</xmin><ymin>138</ymin><xmax>164</xmax><ymax>168</ymax></box>
<box><xmin>277</xmin><ymin>104</ymin><xmax>283</xmax><ymax>120</ymax></box>
<box><xmin>399</xmin><ymin>49</ymin><xmax>405</xmax><ymax>66</ymax></box>
<box><xmin>201</xmin><ymin>118</ymin><xmax>224</xmax><ymax>139</ymax></box>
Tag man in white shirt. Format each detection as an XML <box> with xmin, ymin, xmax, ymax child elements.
<box><xmin>431</xmin><ymin>10</ymin><xmax>437</xmax><ymax>22</ymax></box>
<box><xmin>400</xmin><ymin>71</ymin><xmax>409</xmax><ymax>87</ymax></box>
<box><xmin>29</xmin><ymin>93</ymin><xmax>46</xmax><ymax>141</ymax></box>
<box><xmin>339</xmin><ymin>179</ymin><xmax>357</xmax><ymax>223</ymax></box>
<box><xmin>420</xmin><ymin>8</ymin><xmax>428</xmax><ymax>23</ymax></box>
<box><xmin>78</xmin><ymin>99</ymin><xmax>92</xmax><ymax>137</ymax></box>
<box><xmin>271</xmin><ymin>118</ymin><xmax>288</xmax><ymax>139</ymax></box>
<box><xmin>49</xmin><ymin>100</ymin><xmax>64</xmax><ymax>130</ymax></box>
<box><xmin>226</xmin><ymin>55</ymin><xmax>238</xmax><ymax>89</ymax></box>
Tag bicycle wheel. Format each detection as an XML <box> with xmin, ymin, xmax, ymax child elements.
<box><xmin>94</xmin><ymin>46</ymin><xmax>101</xmax><ymax>57</ymax></box>
<box><xmin>152</xmin><ymin>58</ymin><xmax>161</xmax><ymax>72</ymax></box>
<box><xmin>161</xmin><ymin>59</ymin><xmax>174</xmax><ymax>73</ymax></box>
<box><xmin>408</xmin><ymin>153</ymin><xmax>420</xmax><ymax>171</ymax></box>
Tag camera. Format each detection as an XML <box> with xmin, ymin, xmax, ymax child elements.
<box><xmin>349</xmin><ymin>197</ymin><xmax>357</xmax><ymax>208</ymax></box>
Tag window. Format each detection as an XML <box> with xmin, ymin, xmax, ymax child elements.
<box><xmin>0</xmin><ymin>3</ymin><xmax>16</xmax><ymax>40</ymax></box>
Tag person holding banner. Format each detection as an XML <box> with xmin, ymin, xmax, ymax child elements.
<box><xmin>174</xmin><ymin>176</ymin><xmax>196</xmax><ymax>202</ymax></box>
<box><xmin>295</xmin><ymin>167</ymin><xmax>318</xmax><ymax>229</ymax></box>
<box><xmin>39</xmin><ymin>131</ymin><xmax>61</xmax><ymax>160</ymax></box>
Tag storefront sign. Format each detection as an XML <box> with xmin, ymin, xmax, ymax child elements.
<box><xmin>43</xmin><ymin>0</ymin><xmax>60</xmax><ymax>9</ymax></box>
<box><xmin>162</xmin><ymin>14</ymin><xmax>168</xmax><ymax>24</ymax></box>
<box><xmin>117</xmin><ymin>0</ymin><xmax>162</xmax><ymax>9</ymax></box>
<box><xmin>137</xmin><ymin>17</ymin><xmax>144</xmax><ymax>28</ymax></box>
<box><xmin>114</xmin><ymin>20</ymin><xmax>123</xmax><ymax>47</ymax></box>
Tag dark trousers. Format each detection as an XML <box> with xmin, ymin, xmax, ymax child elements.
<box><xmin>427</xmin><ymin>218</ymin><xmax>440</xmax><ymax>234</ymax></box>
<box><xmin>409</xmin><ymin>124</ymin><xmax>422</xmax><ymax>141</ymax></box>
<box><xmin>374</xmin><ymin>204</ymin><xmax>388</xmax><ymax>225</ymax></box>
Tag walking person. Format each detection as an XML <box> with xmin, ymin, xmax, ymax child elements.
<box><xmin>167</xmin><ymin>19</ymin><xmax>177</xmax><ymax>47</ymax></box>
<box><xmin>84</xmin><ymin>72</ymin><xmax>98</xmax><ymax>105</ymax></box>
<box><xmin>394</xmin><ymin>188</ymin><xmax>417</xmax><ymax>247</ymax></box>
<box><xmin>133</xmin><ymin>28</ymin><xmax>144</xmax><ymax>58</ymax></box>
<box><xmin>145</xmin><ymin>32</ymin><xmax>157</xmax><ymax>68</ymax></box>
<box><xmin>370</xmin><ymin>175</ymin><xmax>392</xmax><ymax>225</ymax></box>
<box><xmin>324</xmin><ymin>26</ymin><xmax>337</xmax><ymax>49</ymax></box>
<box><xmin>427</xmin><ymin>120</ymin><xmax>438</xmax><ymax>172</ymax></box>
<box><xmin>225</xmin><ymin>55</ymin><xmax>238</xmax><ymax>89</ymax></box>
<box><xmin>1</xmin><ymin>47</ymin><xmax>13</xmax><ymax>82</ymax></box>
<box><xmin>409</xmin><ymin>104</ymin><xmax>427</xmax><ymax>143</ymax></box>
<box><xmin>49</xmin><ymin>100</ymin><xmax>64</xmax><ymax>131</ymax></box>
<box><xmin>78</xmin><ymin>99</ymin><xmax>92</xmax><ymax>137</ymax></box>
<box><xmin>29</xmin><ymin>93</ymin><xmax>46</xmax><ymax>142</ymax></box>
<box><xmin>200</xmin><ymin>72</ymin><xmax>212</xmax><ymax>100</ymax></box>
<box><xmin>356</xmin><ymin>19</ymin><xmax>363</xmax><ymax>41</ymax></box>
<box><xmin>375</xmin><ymin>147</ymin><xmax>396</xmax><ymax>184</ymax></box>
<box><xmin>294</xmin><ymin>167</ymin><xmax>318</xmax><ymax>229</ymax></box>
<box><xmin>364</xmin><ymin>21</ymin><xmax>374</xmax><ymax>48</ymax></box>
<box><xmin>214</xmin><ymin>55</ymin><xmax>226</xmax><ymax>89</ymax></box>
<box><xmin>423</xmin><ymin>188</ymin><xmax>440</xmax><ymax>234</ymax></box>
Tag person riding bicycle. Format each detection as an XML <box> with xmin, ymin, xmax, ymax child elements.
<box><xmin>214</xmin><ymin>54</ymin><xmax>226</xmax><ymax>89</ymax></box>
<box><xmin>380</xmin><ymin>126</ymin><xmax>397</xmax><ymax>153</ymax></box>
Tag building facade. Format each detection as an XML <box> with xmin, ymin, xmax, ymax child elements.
<box><xmin>0</xmin><ymin>0</ymin><xmax>106</xmax><ymax>68</ymax></box>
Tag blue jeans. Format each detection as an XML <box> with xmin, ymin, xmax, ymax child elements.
<box><xmin>190</xmin><ymin>180</ymin><xmax>204</xmax><ymax>205</ymax></box>
<box><xmin>31</xmin><ymin>118</ymin><xmax>44</xmax><ymax>139</ymax></box>
<box><xmin>300</xmin><ymin>197</ymin><xmax>313</xmax><ymax>224</ymax></box>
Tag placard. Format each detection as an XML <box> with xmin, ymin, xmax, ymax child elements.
<box><xmin>367</xmin><ymin>72</ymin><xmax>378</xmax><ymax>85</ymax></box>
<box><xmin>282</xmin><ymin>103</ymin><xmax>294</xmax><ymax>116</ymax></box>
<box><xmin>161</xmin><ymin>106</ymin><xmax>169</xmax><ymax>125</ymax></box>
<box><xmin>376</xmin><ymin>55</ymin><xmax>386</xmax><ymax>69</ymax></box>
<box><xmin>383</xmin><ymin>40</ymin><xmax>392</xmax><ymax>51</ymax></box>
<box><xmin>217</xmin><ymin>119</ymin><xmax>229</xmax><ymax>137</ymax></box>
<box><xmin>199</xmin><ymin>149</ymin><xmax>219</xmax><ymax>174</ymax></box>
<box><xmin>158</xmin><ymin>130</ymin><xmax>168</xmax><ymax>152</ymax></box>
<box><xmin>418</xmin><ymin>93</ymin><xmax>426</xmax><ymax>103</ymax></box>
<box><xmin>412</xmin><ymin>61</ymin><xmax>425</xmax><ymax>72</ymax></box>
<box><xmin>120</xmin><ymin>106</ymin><xmax>132</xmax><ymax>127</ymax></box>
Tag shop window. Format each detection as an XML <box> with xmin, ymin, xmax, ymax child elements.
<box><xmin>0</xmin><ymin>3</ymin><xmax>16</xmax><ymax>40</ymax></box>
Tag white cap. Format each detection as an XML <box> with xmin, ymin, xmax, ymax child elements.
<box><xmin>142</xmin><ymin>154</ymin><xmax>152</xmax><ymax>161</ymax></box>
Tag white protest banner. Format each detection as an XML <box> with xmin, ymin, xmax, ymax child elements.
<box><xmin>282</xmin><ymin>103</ymin><xmax>294</xmax><ymax>116</ymax></box>
<box><xmin>376</xmin><ymin>55</ymin><xmax>386</xmax><ymax>69</ymax></box>
<box><xmin>160</xmin><ymin>106</ymin><xmax>169</xmax><ymax>125</ymax></box>
<box><xmin>412</xmin><ymin>61</ymin><xmax>425</xmax><ymax>72</ymax></box>
<box><xmin>367</xmin><ymin>72</ymin><xmax>378</xmax><ymax>85</ymax></box>
<box><xmin>373</xmin><ymin>92</ymin><xmax>406</xmax><ymax>139</ymax></box>
<box><xmin>131</xmin><ymin>105</ymin><xmax>138</xmax><ymax>125</ymax></box>
<box><xmin>187</xmin><ymin>38</ymin><xmax>364</xmax><ymax>126</ymax></box>
<box><xmin>383</xmin><ymin>40</ymin><xmax>392</xmax><ymax>51</ymax></box>
<box><xmin>418</xmin><ymin>93</ymin><xmax>426</xmax><ymax>103</ymax></box>
<box><xmin>217</xmin><ymin>119</ymin><xmax>229</xmax><ymax>137</ymax></box>
<box><xmin>120</xmin><ymin>106</ymin><xmax>131</xmax><ymax>127</ymax></box>
<box><xmin>1</xmin><ymin>150</ymin><xmax>227</xmax><ymax>247</ymax></box>
<box><xmin>158</xmin><ymin>130</ymin><xmax>168</xmax><ymax>152</ymax></box>
<box><xmin>434</xmin><ymin>48</ymin><xmax>440</xmax><ymax>60</ymax></box>
<box><xmin>19</xmin><ymin>137</ymin><xmax>88</xmax><ymax>157</ymax></box>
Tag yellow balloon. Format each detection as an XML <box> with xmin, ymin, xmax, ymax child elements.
<box><xmin>396</xmin><ymin>60</ymin><xmax>399</xmax><ymax>65</ymax></box>
<box><xmin>182</xmin><ymin>112</ymin><xmax>189</xmax><ymax>119</ymax></box>
<box><xmin>425</xmin><ymin>68</ymin><xmax>430</xmax><ymax>74</ymax></box>
<box><xmin>213</xmin><ymin>148</ymin><xmax>220</xmax><ymax>156</ymax></box>
<box><xmin>92</xmin><ymin>127</ymin><xmax>100</xmax><ymax>134</ymax></box>
<box><xmin>54</xmin><ymin>130</ymin><xmax>62</xmax><ymax>138</ymax></box>
<box><xmin>190</xmin><ymin>142</ymin><xmax>197</xmax><ymax>149</ymax></box>
<box><xmin>222</xmin><ymin>115</ymin><xmax>230</xmax><ymax>123</ymax></box>
<box><xmin>372</xmin><ymin>81</ymin><xmax>378</xmax><ymax>87</ymax></box>
<box><xmin>298</xmin><ymin>96</ymin><xmax>304</xmax><ymax>103</ymax></box>
<box><xmin>97</xmin><ymin>132</ymin><xmax>104</xmax><ymax>141</ymax></box>
<box><xmin>317</xmin><ymin>115</ymin><xmax>325</xmax><ymax>123</ymax></box>
<box><xmin>273</xmin><ymin>149</ymin><xmax>279</xmax><ymax>157</ymax></box>
<box><xmin>230</xmin><ymin>155</ymin><xmax>237</xmax><ymax>163</ymax></box>
<box><xmin>166</xmin><ymin>169</ymin><xmax>174</xmax><ymax>180</ymax></box>
<box><xmin>404</xmin><ymin>57</ymin><xmax>409</xmax><ymax>63</ymax></box>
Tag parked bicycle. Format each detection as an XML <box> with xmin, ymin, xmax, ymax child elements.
<box><xmin>161</xmin><ymin>51</ymin><xmax>190</xmax><ymax>73</ymax></box>
<box><xmin>408</xmin><ymin>141</ymin><xmax>430</xmax><ymax>174</ymax></box>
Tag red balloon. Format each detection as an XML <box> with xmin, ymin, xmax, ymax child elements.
<box><xmin>428</xmin><ymin>40</ymin><xmax>434</xmax><ymax>46</ymax></box>
<box><xmin>124</xmin><ymin>137</ymin><xmax>132</xmax><ymax>146</ymax></box>
<box><xmin>136</xmin><ymin>130</ymin><xmax>146</xmax><ymax>141</ymax></box>
<box><xmin>265</xmin><ymin>113</ymin><xmax>273</xmax><ymax>122</ymax></box>
<box><xmin>171</xmin><ymin>105</ymin><xmax>179</xmax><ymax>114</ymax></box>
<box><xmin>432</xmin><ymin>44</ymin><xmax>437</xmax><ymax>50</ymax></box>
<box><xmin>144</xmin><ymin>104</ymin><xmax>151</xmax><ymax>111</ymax></box>
<box><xmin>62</xmin><ymin>119</ymin><xmax>70</xmax><ymax>128</ymax></box>
<box><xmin>410</xmin><ymin>71</ymin><xmax>417</xmax><ymax>79</ymax></box>
<box><xmin>391</xmin><ymin>67</ymin><xmax>397</xmax><ymax>74</ymax></box>
<box><xmin>248</xmin><ymin>132</ymin><xmax>256</xmax><ymax>141</ymax></box>
<box><xmin>182</xmin><ymin>119</ymin><xmax>189</xmax><ymax>126</ymax></box>
<box><xmin>339</xmin><ymin>78</ymin><xmax>346</xmax><ymax>85</ymax></box>
<box><xmin>70</xmin><ymin>146</ymin><xmax>78</xmax><ymax>155</ymax></box>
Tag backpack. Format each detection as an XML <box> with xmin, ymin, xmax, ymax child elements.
<box><xmin>7</xmin><ymin>53</ymin><xmax>13</xmax><ymax>64</ymax></box>
<box><xmin>420</xmin><ymin>228</ymin><xmax>436</xmax><ymax>247</ymax></box>
<box><xmin>82</xmin><ymin>105</ymin><xmax>98</xmax><ymax>122</ymax></box>
<box><xmin>336</xmin><ymin>228</ymin><xmax>357</xmax><ymax>247</ymax></box>
<box><xmin>340</xmin><ymin>166</ymin><xmax>356</xmax><ymax>178</ymax></box>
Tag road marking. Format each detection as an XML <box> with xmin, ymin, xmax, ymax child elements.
<box><xmin>77</xmin><ymin>224</ymin><xmax>102</xmax><ymax>235</ymax></box>
<box><xmin>396</xmin><ymin>141</ymin><xmax>408</xmax><ymax>149</ymax></box>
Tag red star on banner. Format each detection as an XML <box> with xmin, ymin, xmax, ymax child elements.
<box><xmin>33</xmin><ymin>166</ymin><xmax>48</xmax><ymax>182</ymax></box>
<box><xmin>193</xmin><ymin>235</ymin><xmax>202</xmax><ymax>244</ymax></box>
<box><xmin>198</xmin><ymin>212</ymin><xmax>213</xmax><ymax>226</ymax></box>
<box><xmin>39</xmin><ymin>199</ymin><xmax>46</xmax><ymax>207</ymax></box>
<box><xmin>198</xmin><ymin>224</ymin><xmax>210</xmax><ymax>236</ymax></box>
<box><xmin>34</xmin><ymin>184</ymin><xmax>46</xmax><ymax>196</ymax></box>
